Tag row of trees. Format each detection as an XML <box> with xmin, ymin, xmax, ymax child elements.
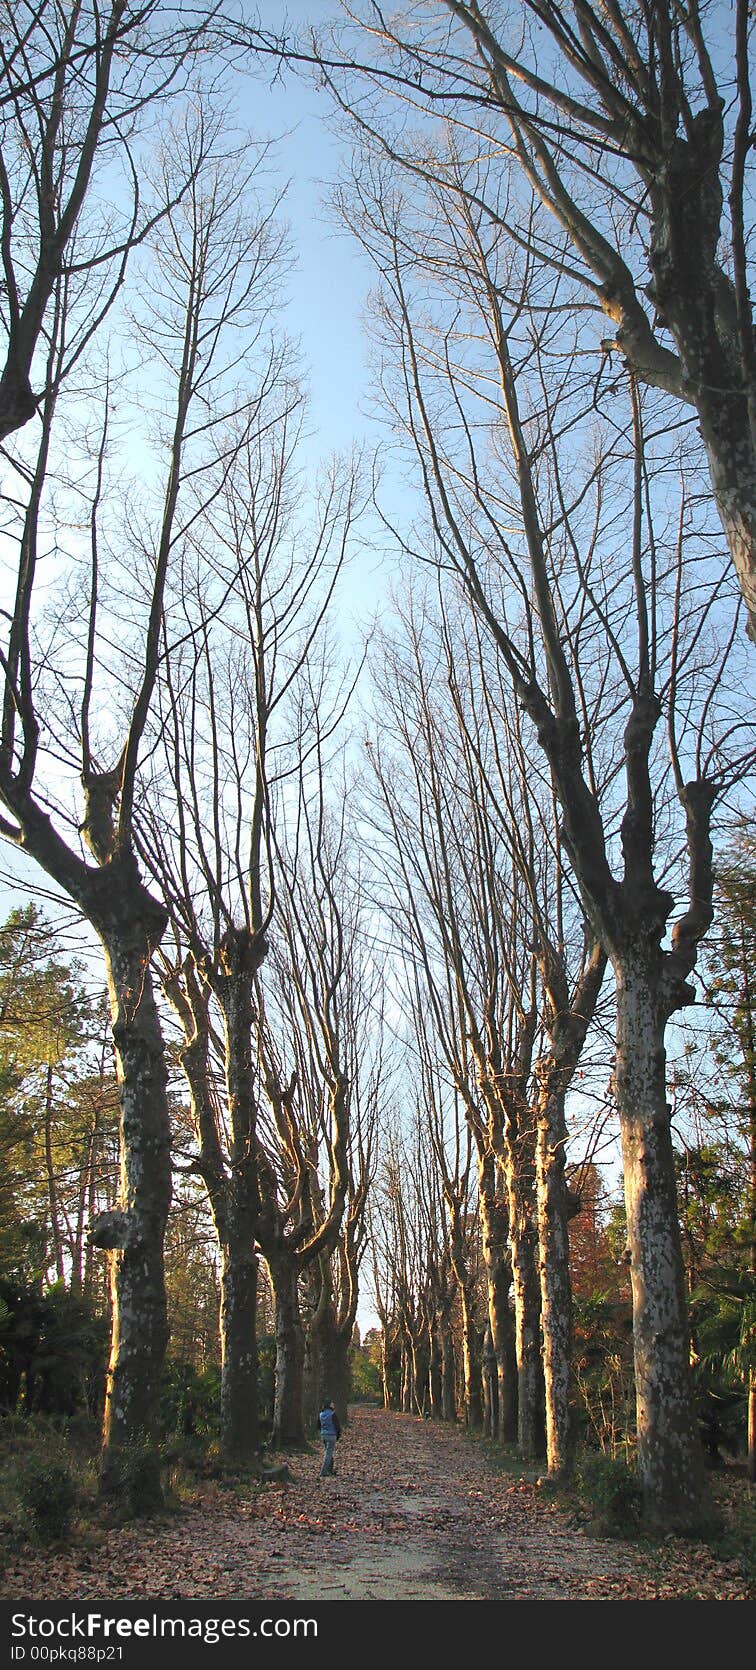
<box><xmin>0</xmin><ymin>872</ymin><xmax>380</xmax><ymax>1452</ymax></box>
<box><xmin>287</xmin><ymin>0</ymin><xmax>756</xmax><ymax>1533</ymax></box>
<box><xmin>0</xmin><ymin>2</ymin><xmax>387</xmax><ymax>1503</ymax></box>
<box><xmin>364</xmin><ymin>817</ymin><xmax>755</xmax><ymax>1468</ymax></box>
<box><xmin>2</xmin><ymin>845</ymin><xmax>751</xmax><ymax>1507</ymax></box>
<box><xmin>356</xmin><ymin>584</ymin><xmax>754</xmax><ymax>1491</ymax></box>
<box><xmin>0</xmin><ymin>1</ymin><xmax>754</xmax><ymax>1536</ymax></box>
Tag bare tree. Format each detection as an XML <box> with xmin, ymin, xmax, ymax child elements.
<box><xmin>366</xmin><ymin>1171</ymin><xmax>404</xmax><ymax>1410</ymax></box>
<box><xmin>415</xmin><ymin>1013</ymin><xmax>483</xmax><ymax>1427</ymax></box>
<box><xmin>254</xmin><ymin>766</ymin><xmax>381</xmax><ymax>1443</ymax></box>
<box><xmin>288</xmin><ymin>0</ymin><xmax>756</xmax><ymax>640</ymax></box>
<box><xmin>446</xmin><ymin>615</ymin><xmax>608</xmax><ymax>1477</ymax></box>
<box><xmin>368</xmin><ymin>587</ymin><xmax>608</xmax><ymax>1470</ymax></box>
<box><xmin>269</xmin><ymin>764</ymin><xmax>381</xmax><ymax>1429</ymax></box>
<box><xmin>372</xmin><ymin>1122</ymin><xmax>439</xmax><ymax>1418</ymax></box>
<box><xmin>136</xmin><ymin>367</ymin><xmax>362</xmax><ymax>1459</ymax></box>
<box><xmin>343</xmin><ymin>144</ymin><xmax>754</xmax><ymax>1524</ymax></box>
<box><xmin>0</xmin><ymin>103</ymin><xmax>284</xmax><ymax>1498</ymax></box>
<box><xmin>0</xmin><ymin>0</ymin><xmax>216</xmax><ymax>441</ymax></box>
<box><xmin>367</xmin><ymin>599</ymin><xmax>544</xmax><ymax>1453</ymax></box>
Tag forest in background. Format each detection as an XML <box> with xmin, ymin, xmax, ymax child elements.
<box><xmin>0</xmin><ymin>0</ymin><xmax>755</xmax><ymax>1559</ymax></box>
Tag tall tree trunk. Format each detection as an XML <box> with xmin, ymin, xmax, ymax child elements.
<box><xmin>44</xmin><ymin>1063</ymin><xmax>65</xmax><ymax>1285</ymax></box>
<box><xmin>330</xmin><ymin>1323</ymin><xmax>353</xmax><ymax>1428</ymax></box>
<box><xmin>534</xmin><ymin>937</ymin><xmax>605</xmax><ymax>1479</ymax></box>
<box><xmin>167</xmin><ymin>958</ymin><xmax>261</xmax><ymax>1466</ymax></box>
<box><xmin>505</xmin><ymin>1127</ymin><xmax>546</xmax><ymax>1460</ymax></box>
<box><xmin>428</xmin><ymin>1311</ymin><xmax>443</xmax><ymax>1417</ymax></box>
<box><xmin>218</xmin><ymin>1223</ymin><xmax>259</xmax><ymax>1462</ymax></box>
<box><xmin>439</xmin><ymin>1303</ymin><xmax>456</xmax><ymax>1421</ymax></box>
<box><xmin>459</xmin><ymin>1284</ymin><xmax>483</xmax><ymax>1427</ymax></box>
<box><xmin>400</xmin><ymin>1338</ymin><xmax>412</xmax><ymax>1413</ymax></box>
<box><xmin>91</xmin><ymin>909</ymin><xmax>171</xmax><ymax>1509</ymax></box>
<box><xmin>305</xmin><ymin>1260</ymin><xmax>341</xmax><ymax>1423</ymax></box>
<box><xmin>410</xmin><ymin>1326</ymin><xmax>428</xmax><ymax>1415</ymax></box>
<box><xmin>477</xmin><ymin>1149</ymin><xmax>517</xmax><ymax>1441</ymax></box>
<box><xmin>83</xmin><ymin>1113</ymin><xmax>103</xmax><ymax>1303</ymax></box>
<box><xmin>748</xmin><ymin>1020</ymin><xmax>756</xmax><ymax>1484</ymax></box>
<box><xmin>481</xmin><ymin>1322</ymin><xmax>497</xmax><ymax>1436</ymax></box>
<box><xmin>308</xmin><ymin>1299</ymin><xmax>350</xmax><ymax>1429</ymax></box>
<box><xmin>72</xmin><ymin>1112</ymin><xmax>99</xmax><ymax>1298</ymax></box>
<box><xmin>448</xmin><ymin>1205</ymin><xmax>481</xmax><ymax>1425</ymax></box>
<box><xmin>614</xmin><ymin>955</ymin><xmax>714</xmax><ymax>1530</ymax></box>
<box><xmin>380</xmin><ymin>1328</ymin><xmax>392</xmax><ymax>1410</ymax></box>
<box><xmin>300</xmin><ymin>1271</ymin><xmax>318</xmax><ymax>1430</ymax></box>
<box><xmin>11</xmin><ymin>834</ymin><xmax>126</xmax><ymax>1375</ymax></box>
<box><xmin>215</xmin><ymin>934</ymin><xmax>265</xmax><ymax>1464</ymax></box>
<box><xmin>535</xmin><ymin>1075</ymin><xmax>575</xmax><ymax>1479</ymax></box>
<box><xmin>269</xmin><ymin>1256</ymin><xmax>305</xmax><ymax>1446</ymax></box>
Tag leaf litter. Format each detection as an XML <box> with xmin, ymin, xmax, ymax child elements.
<box><xmin>1</xmin><ymin>1407</ymin><xmax>753</xmax><ymax>1602</ymax></box>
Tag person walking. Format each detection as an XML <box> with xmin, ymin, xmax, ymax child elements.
<box><xmin>318</xmin><ymin>1399</ymin><xmax>341</xmax><ymax>1477</ymax></box>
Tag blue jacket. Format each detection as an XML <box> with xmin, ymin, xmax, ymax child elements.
<box><xmin>318</xmin><ymin>1405</ymin><xmax>341</xmax><ymax>1439</ymax></box>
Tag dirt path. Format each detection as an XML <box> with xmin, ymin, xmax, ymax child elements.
<box><xmin>1</xmin><ymin>1407</ymin><xmax>752</xmax><ymax>1601</ymax></box>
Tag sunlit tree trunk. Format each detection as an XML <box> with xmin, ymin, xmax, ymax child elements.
<box><xmin>456</xmin><ymin>1276</ymin><xmax>482</xmax><ymax>1428</ymax></box>
<box><xmin>380</xmin><ymin>1327</ymin><xmax>393</xmax><ymax>1410</ymax></box>
<box><xmin>477</xmin><ymin>1149</ymin><xmax>517</xmax><ymax>1442</ymax></box>
<box><xmin>440</xmin><ymin>1304</ymin><xmax>456</xmax><ymax>1422</ymax></box>
<box><xmin>428</xmin><ymin>1309</ymin><xmax>443</xmax><ymax>1418</ymax></box>
<box><xmin>88</xmin><ymin>885</ymin><xmax>171</xmax><ymax>1508</ymax></box>
<box><xmin>43</xmin><ymin>1063</ymin><xmax>65</xmax><ymax>1286</ymax></box>
<box><xmin>534</xmin><ymin>1071</ymin><xmax>575</xmax><ymax>1480</ymax></box>
<box><xmin>481</xmin><ymin>1323</ymin><xmax>497</xmax><ymax>1437</ymax></box>
<box><xmin>505</xmin><ymin>1123</ymin><xmax>545</xmax><ymax>1461</ymax></box>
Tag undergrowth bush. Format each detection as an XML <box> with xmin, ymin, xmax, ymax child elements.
<box><xmin>100</xmin><ymin>1438</ymin><xmax>164</xmax><ymax>1517</ymax></box>
<box><xmin>576</xmin><ymin>1450</ymin><xmax>642</xmax><ymax>1534</ymax></box>
<box><xmin>17</xmin><ymin>1454</ymin><xmax>78</xmax><ymax>1541</ymax></box>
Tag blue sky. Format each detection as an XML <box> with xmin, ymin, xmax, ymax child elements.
<box><xmin>233</xmin><ymin>3</ymin><xmax>398</xmax><ymax>625</ymax></box>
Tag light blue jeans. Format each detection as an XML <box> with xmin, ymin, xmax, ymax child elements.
<box><xmin>320</xmin><ymin>1435</ymin><xmax>336</xmax><ymax>1476</ymax></box>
